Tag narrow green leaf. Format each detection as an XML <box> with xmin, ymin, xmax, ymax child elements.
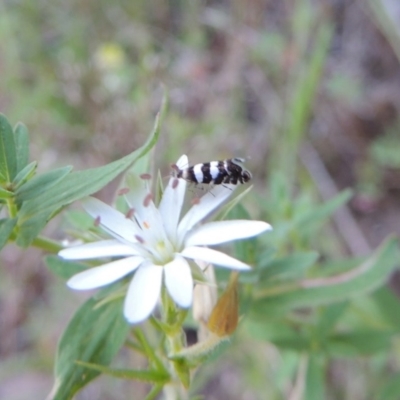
<box><xmin>315</xmin><ymin>303</ymin><xmax>348</xmax><ymax>338</ymax></box>
<box><xmin>0</xmin><ymin>113</ymin><xmax>17</xmax><ymax>182</ymax></box>
<box><xmin>326</xmin><ymin>330</ymin><xmax>393</xmax><ymax>356</ymax></box>
<box><xmin>304</xmin><ymin>355</ymin><xmax>326</xmax><ymax>400</ymax></box>
<box><xmin>246</xmin><ymin>319</ymin><xmax>310</xmax><ymax>351</ymax></box>
<box><xmin>15</xmin><ymin>166</ymin><xmax>73</xmax><ymax>203</ymax></box>
<box><xmin>259</xmin><ymin>252</ymin><xmax>319</xmax><ymax>281</ymax></box>
<box><xmin>51</xmin><ymin>295</ymin><xmax>129</xmax><ymax>400</ymax></box>
<box><xmin>0</xmin><ymin>187</ymin><xmax>14</xmax><ymax>199</ymax></box>
<box><xmin>294</xmin><ymin>189</ymin><xmax>353</xmax><ymax>229</ymax></box>
<box><xmin>0</xmin><ymin>218</ymin><xmax>17</xmax><ymax>250</ymax></box>
<box><xmin>12</xmin><ymin>161</ymin><xmax>37</xmax><ymax>188</ymax></box>
<box><xmin>254</xmin><ymin>236</ymin><xmax>398</xmax><ymax>313</ymax></box>
<box><xmin>45</xmin><ymin>255</ymin><xmax>89</xmax><ymax>280</ymax></box>
<box><xmin>14</xmin><ymin>122</ymin><xmax>30</xmax><ymax>172</ymax></box>
<box><xmin>16</xmin><ymin>93</ymin><xmax>165</xmax><ymax>247</ymax></box>
<box><xmin>377</xmin><ymin>372</ymin><xmax>400</xmax><ymax>400</ymax></box>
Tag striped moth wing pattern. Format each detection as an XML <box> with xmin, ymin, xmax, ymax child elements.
<box><xmin>173</xmin><ymin>158</ymin><xmax>252</xmax><ymax>185</ymax></box>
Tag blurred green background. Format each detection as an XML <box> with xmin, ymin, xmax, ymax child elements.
<box><xmin>1</xmin><ymin>0</ymin><xmax>400</xmax><ymax>399</ymax></box>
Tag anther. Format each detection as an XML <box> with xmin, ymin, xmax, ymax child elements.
<box><xmin>134</xmin><ymin>235</ymin><xmax>145</xmax><ymax>244</ymax></box>
<box><xmin>172</xmin><ymin>178</ymin><xmax>179</xmax><ymax>189</ymax></box>
<box><xmin>191</xmin><ymin>197</ymin><xmax>201</xmax><ymax>205</ymax></box>
<box><xmin>143</xmin><ymin>193</ymin><xmax>153</xmax><ymax>207</ymax></box>
<box><xmin>140</xmin><ymin>173</ymin><xmax>152</xmax><ymax>180</ymax></box>
<box><xmin>94</xmin><ymin>216</ymin><xmax>101</xmax><ymax>226</ymax></box>
<box><xmin>125</xmin><ymin>208</ymin><xmax>135</xmax><ymax>219</ymax></box>
<box><xmin>117</xmin><ymin>188</ymin><xmax>130</xmax><ymax>196</ymax></box>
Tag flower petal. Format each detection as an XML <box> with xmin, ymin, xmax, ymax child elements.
<box><xmin>82</xmin><ymin>197</ymin><xmax>140</xmax><ymax>243</ymax></box>
<box><xmin>67</xmin><ymin>256</ymin><xmax>144</xmax><ymax>290</ymax></box>
<box><xmin>185</xmin><ymin>220</ymin><xmax>272</xmax><ymax>247</ymax></box>
<box><xmin>124</xmin><ymin>174</ymin><xmax>171</xmax><ymax>249</ymax></box>
<box><xmin>124</xmin><ymin>262</ymin><xmax>163</xmax><ymax>324</ymax></box>
<box><xmin>181</xmin><ymin>246</ymin><xmax>251</xmax><ymax>270</ymax></box>
<box><xmin>158</xmin><ymin>177</ymin><xmax>186</xmax><ymax>243</ymax></box>
<box><xmin>164</xmin><ymin>256</ymin><xmax>193</xmax><ymax>308</ymax></box>
<box><xmin>158</xmin><ymin>155</ymin><xmax>189</xmax><ymax>242</ymax></box>
<box><xmin>178</xmin><ymin>185</ymin><xmax>235</xmax><ymax>239</ymax></box>
<box><xmin>59</xmin><ymin>239</ymin><xmax>140</xmax><ymax>260</ymax></box>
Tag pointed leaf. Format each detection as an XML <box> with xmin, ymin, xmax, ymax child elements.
<box><xmin>16</xmin><ymin>92</ymin><xmax>165</xmax><ymax>247</ymax></box>
<box><xmin>254</xmin><ymin>236</ymin><xmax>398</xmax><ymax>313</ymax></box>
<box><xmin>0</xmin><ymin>187</ymin><xmax>14</xmax><ymax>199</ymax></box>
<box><xmin>326</xmin><ymin>330</ymin><xmax>394</xmax><ymax>356</ymax></box>
<box><xmin>45</xmin><ymin>255</ymin><xmax>89</xmax><ymax>280</ymax></box>
<box><xmin>12</xmin><ymin>161</ymin><xmax>37</xmax><ymax>188</ymax></box>
<box><xmin>304</xmin><ymin>355</ymin><xmax>327</xmax><ymax>400</ymax></box>
<box><xmin>0</xmin><ymin>114</ymin><xmax>17</xmax><ymax>182</ymax></box>
<box><xmin>51</xmin><ymin>294</ymin><xmax>129</xmax><ymax>400</ymax></box>
<box><xmin>14</xmin><ymin>122</ymin><xmax>30</xmax><ymax>172</ymax></box>
<box><xmin>377</xmin><ymin>372</ymin><xmax>400</xmax><ymax>400</ymax></box>
<box><xmin>259</xmin><ymin>252</ymin><xmax>319</xmax><ymax>281</ymax></box>
<box><xmin>0</xmin><ymin>218</ymin><xmax>17</xmax><ymax>250</ymax></box>
<box><xmin>15</xmin><ymin>166</ymin><xmax>73</xmax><ymax>203</ymax></box>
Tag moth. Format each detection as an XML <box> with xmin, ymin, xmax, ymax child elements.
<box><xmin>173</xmin><ymin>158</ymin><xmax>252</xmax><ymax>185</ymax></box>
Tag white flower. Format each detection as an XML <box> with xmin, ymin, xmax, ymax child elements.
<box><xmin>59</xmin><ymin>155</ymin><xmax>272</xmax><ymax>324</ymax></box>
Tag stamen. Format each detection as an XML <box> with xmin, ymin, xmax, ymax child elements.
<box><xmin>94</xmin><ymin>216</ymin><xmax>101</xmax><ymax>226</ymax></box>
<box><xmin>172</xmin><ymin>178</ymin><xmax>179</xmax><ymax>189</ymax></box>
<box><xmin>125</xmin><ymin>208</ymin><xmax>135</xmax><ymax>219</ymax></box>
<box><xmin>117</xmin><ymin>188</ymin><xmax>130</xmax><ymax>196</ymax></box>
<box><xmin>140</xmin><ymin>173</ymin><xmax>152</xmax><ymax>180</ymax></box>
<box><xmin>191</xmin><ymin>197</ymin><xmax>201</xmax><ymax>205</ymax></box>
<box><xmin>143</xmin><ymin>221</ymin><xmax>150</xmax><ymax>229</ymax></box>
<box><xmin>134</xmin><ymin>235</ymin><xmax>145</xmax><ymax>244</ymax></box>
<box><xmin>143</xmin><ymin>193</ymin><xmax>153</xmax><ymax>207</ymax></box>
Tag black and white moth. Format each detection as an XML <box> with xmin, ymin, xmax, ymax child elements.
<box><xmin>173</xmin><ymin>158</ymin><xmax>252</xmax><ymax>185</ymax></box>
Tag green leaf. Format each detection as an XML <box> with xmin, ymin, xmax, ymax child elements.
<box><xmin>15</xmin><ymin>166</ymin><xmax>73</xmax><ymax>203</ymax></box>
<box><xmin>253</xmin><ymin>236</ymin><xmax>398</xmax><ymax>313</ymax></box>
<box><xmin>304</xmin><ymin>355</ymin><xmax>326</xmax><ymax>400</ymax></box>
<box><xmin>16</xmin><ymin>93</ymin><xmax>165</xmax><ymax>247</ymax></box>
<box><xmin>0</xmin><ymin>218</ymin><xmax>17</xmax><ymax>250</ymax></box>
<box><xmin>14</xmin><ymin>122</ymin><xmax>30</xmax><ymax>172</ymax></box>
<box><xmin>315</xmin><ymin>303</ymin><xmax>348</xmax><ymax>338</ymax></box>
<box><xmin>377</xmin><ymin>372</ymin><xmax>400</xmax><ymax>400</ymax></box>
<box><xmin>246</xmin><ymin>319</ymin><xmax>310</xmax><ymax>351</ymax></box>
<box><xmin>12</xmin><ymin>161</ymin><xmax>37</xmax><ymax>188</ymax></box>
<box><xmin>326</xmin><ymin>330</ymin><xmax>393</xmax><ymax>356</ymax></box>
<box><xmin>294</xmin><ymin>189</ymin><xmax>353</xmax><ymax>230</ymax></box>
<box><xmin>51</xmin><ymin>295</ymin><xmax>129</xmax><ymax>400</ymax></box>
<box><xmin>45</xmin><ymin>255</ymin><xmax>89</xmax><ymax>280</ymax></box>
<box><xmin>0</xmin><ymin>113</ymin><xmax>17</xmax><ymax>182</ymax></box>
<box><xmin>259</xmin><ymin>251</ymin><xmax>319</xmax><ymax>281</ymax></box>
<box><xmin>0</xmin><ymin>187</ymin><xmax>14</xmax><ymax>199</ymax></box>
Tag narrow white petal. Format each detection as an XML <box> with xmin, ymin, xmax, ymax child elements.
<box><xmin>181</xmin><ymin>246</ymin><xmax>251</xmax><ymax>270</ymax></box>
<box><xmin>67</xmin><ymin>256</ymin><xmax>144</xmax><ymax>290</ymax></box>
<box><xmin>185</xmin><ymin>220</ymin><xmax>272</xmax><ymax>247</ymax></box>
<box><xmin>124</xmin><ymin>175</ymin><xmax>170</xmax><ymax>247</ymax></box>
<box><xmin>124</xmin><ymin>263</ymin><xmax>163</xmax><ymax>324</ymax></box>
<box><xmin>82</xmin><ymin>197</ymin><xmax>139</xmax><ymax>243</ymax></box>
<box><xmin>178</xmin><ymin>185</ymin><xmax>235</xmax><ymax>238</ymax></box>
<box><xmin>59</xmin><ymin>240</ymin><xmax>139</xmax><ymax>260</ymax></box>
<box><xmin>164</xmin><ymin>256</ymin><xmax>193</xmax><ymax>308</ymax></box>
<box><xmin>158</xmin><ymin>177</ymin><xmax>186</xmax><ymax>242</ymax></box>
